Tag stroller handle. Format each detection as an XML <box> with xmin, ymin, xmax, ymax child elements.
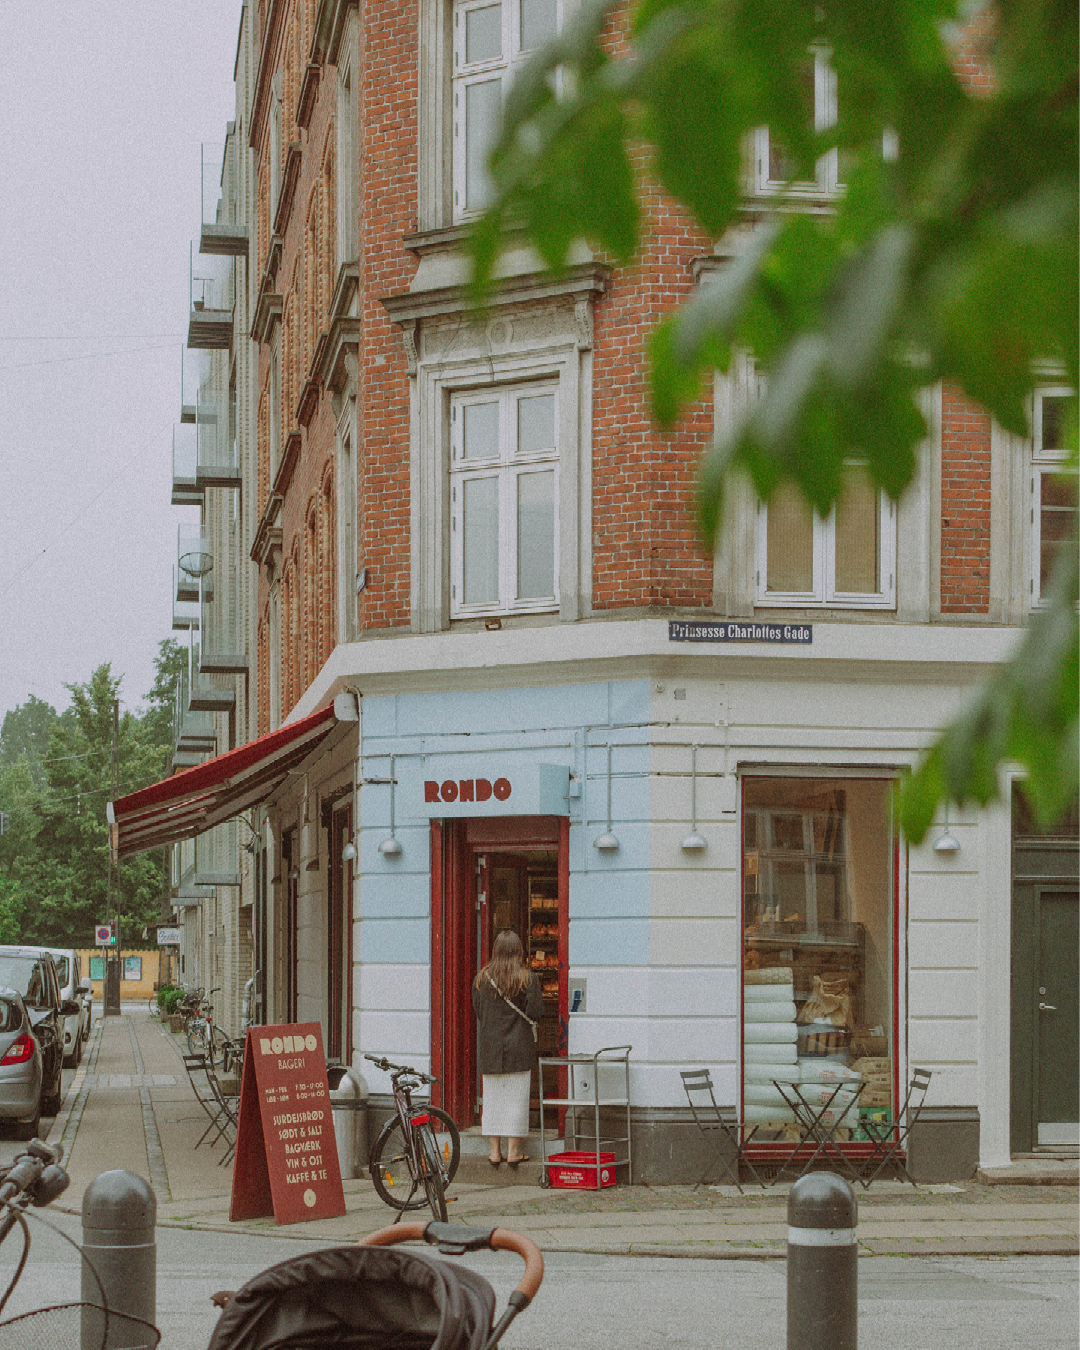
<box><xmin>359</xmin><ymin>1221</ymin><xmax>544</xmax><ymax>1303</ymax></box>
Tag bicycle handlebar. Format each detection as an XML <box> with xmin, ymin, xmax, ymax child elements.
<box><xmin>359</xmin><ymin>1221</ymin><xmax>544</xmax><ymax>1304</ymax></box>
<box><xmin>363</xmin><ymin>1053</ymin><xmax>438</xmax><ymax>1085</ymax></box>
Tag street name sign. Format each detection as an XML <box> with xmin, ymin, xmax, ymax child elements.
<box><xmin>229</xmin><ymin>1021</ymin><xmax>345</xmax><ymax>1225</ymax></box>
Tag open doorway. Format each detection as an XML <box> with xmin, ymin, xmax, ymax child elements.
<box><xmin>431</xmin><ymin>817</ymin><xmax>568</xmax><ymax>1127</ymax></box>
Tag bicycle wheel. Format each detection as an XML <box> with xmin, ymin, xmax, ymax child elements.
<box><xmin>369</xmin><ymin>1107</ymin><xmax>459</xmax><ymax>1211</ymax></box>
<box><xmin>208</xmin><ymin>1024</ymin><xmax>229</xmax><ymax>1067</ymax></box>
<box><xmin>148</xmin><ymin>993</ymin><xmax>160</xmax><ymax>1015</ymax></box>
<box><xmin>186</xmin><ymin>1023</ymin><xmax>208</xmax><ymax>1057</ymax></box>
<box><xmin>418</xmin><ymin>1124</ymin><xmax>448</xmax><ymax>1221</ymax></box>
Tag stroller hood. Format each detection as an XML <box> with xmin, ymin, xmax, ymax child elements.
<box><xmin>207</xmin><ymin>1244</ymin><xmax>498</xmax><ymax>1350</ymax></box>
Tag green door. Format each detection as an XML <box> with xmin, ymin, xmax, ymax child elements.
<box><xmin>1035</xmin><ymin>889</ymin><xmax>1079</xmax><ymax>1145</ymax></box>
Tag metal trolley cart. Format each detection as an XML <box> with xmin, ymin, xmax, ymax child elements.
<box><xmin>538</xmin><ymin>1045</ymin><xmax>632</xmax><ymax>1188</ymax></box>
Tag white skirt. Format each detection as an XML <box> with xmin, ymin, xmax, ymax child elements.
<box><xmin>480</xmin><ymin>1072</ymin><xmax>531</xmax><ymax>1138</ymax></box>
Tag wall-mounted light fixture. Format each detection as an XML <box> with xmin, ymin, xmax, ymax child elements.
<box><xmin>933</xmin><ymin>804</ymin><xmax>960</xmax><ymax>855</ymax></box>
<box><xmin>593</xmin><ymin>743</ymin><xmax>619</xmax><ymax>852</ymax></box>
<box><xmin>681</xmin><ymin>744</ymin><xmax>707</xmax><ymax>852</ymax></box>
<box><xmin>288</xmin><ymin>866</ymin><xmax>300</xmax><ymax>881</ymax></box>
<box><xmin>378</xmin><ymin>754</ymin><xmax>402</xmax><ymax>858</ymax></box>
<box><xmin>341</xmin><ymin>839</ymin><xmax>357</xmax><ymax>863</ymax></box>
<box><xmin>484</xmin><ymin>616</ymin><xmax>502</xmax><ymax>631</ymax></box>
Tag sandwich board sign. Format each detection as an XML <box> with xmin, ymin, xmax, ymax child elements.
<box><xmin>229</xmin><ymin>1021</ymin><xmax>345</xmax><ymax>1225</ymax></box>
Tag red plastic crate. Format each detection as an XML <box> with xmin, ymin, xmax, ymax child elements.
<box><xmin>545</xmin><ymin>1151</ymin><xmax>617</xmax><ymax>1189</ymax></box>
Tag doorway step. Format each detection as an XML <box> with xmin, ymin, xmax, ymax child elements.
<box><xmin>976</xmin><ymin>1154</ymin><xmax>1079</xmax><ymax>1185</ymax></box>
<box><xmin>452</xmin><ymin>1127</ymin><xmax>560</xmax><ymax>1186</ymax></box>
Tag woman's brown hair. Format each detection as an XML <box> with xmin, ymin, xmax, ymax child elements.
<box><xmin>475</xmin><ymin>929</ymin><xmax>531</xmax><ymax>997</ymax></box>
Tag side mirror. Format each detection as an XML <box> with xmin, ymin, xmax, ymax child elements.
<box><xmin>59</xmin><ymin>999</ymin><xmax>81</xmax><ymax>1018</ymax></box>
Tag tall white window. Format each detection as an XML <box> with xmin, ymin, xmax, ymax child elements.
<box><xmin>336</xmin><ymin>18</ymin><xmax>359</xmax><ymax>267</ymax></box>
<box><xmin>450</xmin><ymin>383</ymin><xmax>559</xmax><ymax>616</ymax></box>
<box><xmin>1032</xmin><ymin>387</ymin><xmax>1077</xmax><ymax>605</ymax></box>
<box><xmin>756</xmin><ymin>465</ymin><xmax>896</xmax><ymax>608</ymax></box>
<box><xmin>753</xmin><ymin>46</ymin><xmax>839</xmax><ymax>196</ymax></box>
<box><xmin>452</xmin><ymin>0</ymin><xmax>563</xmax><ymax>219</ymax></box>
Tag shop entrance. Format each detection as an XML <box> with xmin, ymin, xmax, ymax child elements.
<box><xmin>431</xmin><ymin>817</ymin><xmax>568</xmax><ymax>1127</ymax></box>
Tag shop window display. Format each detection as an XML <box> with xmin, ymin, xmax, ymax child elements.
<box><xmin>742</xmin><ymin>777</ymin><xmax>895</xmax><ymax>1142</ymax></box>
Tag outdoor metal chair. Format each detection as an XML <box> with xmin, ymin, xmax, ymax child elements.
<box><xmin>183</xmin><ymin>1052</ymin><xmax>235</xmax><ymax>1158</ymax></box>
<box><xmin>680</xmin><ymin>1069</ymin><xmax>764</xmax><ymax>1191</ymax></box>
<box><xmin>203</xmin><ymin>1054</ymin><xmax>240</xmax><ymax>1165</ymax></box>
<box><xmin>860</xmin><ymin>1067</ymin><xmax>932</xmax><ymax>1187</ymax></box>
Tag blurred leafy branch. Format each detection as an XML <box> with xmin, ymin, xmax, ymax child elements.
<box><xmin>471</xmin><ymin>0</ymin><xmax>1078</xmax><ymax>839</ymax></box>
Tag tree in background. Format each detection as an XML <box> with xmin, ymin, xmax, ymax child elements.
<box><xmin>472</xmin><ymin>0</ymin><xmax>1078</xmax><ymax>838</ymax></box>
<box><xmin>0</xmin><ymin>640</ymin><xmax>186</xmax><ymax>947</ymax></box>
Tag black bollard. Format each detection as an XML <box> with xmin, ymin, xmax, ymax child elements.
<box><xmin>787</xmin><ymin>1171</ymin><xmax>858</xmax><ymax>1350</ymax></box>
<box><xmin>81</xmin><ymin>1170</ymin><xmax>156</xmax><ymax>1350</ymax></box>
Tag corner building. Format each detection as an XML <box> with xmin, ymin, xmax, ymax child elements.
<box><xmin>114</xmin><ymin>0</ymin><xmax>1076</xmax><ymax>1180</ymax></box>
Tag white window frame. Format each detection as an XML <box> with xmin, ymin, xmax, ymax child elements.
<box><xmin>753</xmin><ymin>45</ymin><xmax>839</xmax><ymax>197</ymax></box>
<box><xmin>450</xmin><ymin>381</ymin><xmax>560</xmax><ymax>617</ymax></box>
<box><xmin>1031</xmin><ymin>385</ymin><xmax>1077</xmax><ymax>607</ymax></box>
<box><xmin>269</xmin><ymin>72</ymin><xmax>284</xmax><ymax>222</ymax></box>
<box><xmin>755</xmin><ymin>466</ymin><xmax>897</xmax><ymax>609</ymax></box>
<box><xmin>337</xmin><ymin>398</ymin><xmax>359</xmax><ymax>642</ymax></box>
<box><xmin>452</xmin><ymin>0</ymin><xmax>566</xmax><ymax>221</ymax></box>
<box><xmin>336</xmin><ymin>14</ymin><xmax>359</xmax><ymax>268</ymax></box>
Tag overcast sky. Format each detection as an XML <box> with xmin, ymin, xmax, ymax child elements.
<box><xmin>0</xmin><ymin>2</ymin><xmax>243</xmax><ymax>723</ymax></box>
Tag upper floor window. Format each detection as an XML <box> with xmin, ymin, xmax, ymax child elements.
<box><xmin>453</xmin><ymin>0</ymin><xmax>563</xmax><ymax>219</ymax></box>
<box><xmin>756</xmin><ymin>465</ymin><xmax>896</xmax><ymax>608</ymax></box>
<box><xmin>1032</xmin><ymin>387</ymin><xmax>1077</xmax><ymax>604</ymax></box>
<box><xmin>450</xmin><ymin>382</ymin><xmax>559</xmax><ymax>615</ymax></box>
<box><xmin>753</xmin><ymin>46</ymin><xmax>839</xmax><ymax>197</ymax></box>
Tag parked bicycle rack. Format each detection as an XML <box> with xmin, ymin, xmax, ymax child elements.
<box><xmin>538</xmin><ymin>1045</ymin><xmax>632</xmax><ymax>1188</ymax></box>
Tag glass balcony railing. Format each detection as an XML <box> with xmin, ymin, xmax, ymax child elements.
<box><xmin>200</xmin><ymin>139</ymin><xmax>248</xmax><ymax>257</ymax></box>
<box><xmin>199</xmin><ymin>553</ymin><xmax>248</xmax><ymax>674</ymax></box>
<box><xmin>188</xmin><ymin>243</ymin><xmax>234</xmax><ymax>349</ymax></box>
<box><xmin>172</xmin><ymin>567</ymin><xmax>200</xmax><ymax>630</ymax></box>
<box><xmin>194</xmin><ymin>391</ymin><xmax>240</xmax><ymax>487</ymax></box>
<box><xmin>171</xmin><ymin>424</ymin><xmax>200</xmax><ymax>505</ymax></box>
<box><xmin>176</xmin><ymin>524</ymin><xmax>213</xmax><ymax>603</ymax></box>
<box><xmin>172</xmin><ymin>665</ymin><xmax>216</xmax><ymax>761</ymax></box>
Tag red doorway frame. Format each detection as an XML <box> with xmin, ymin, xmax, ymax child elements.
<box><xmin>430</xmin><ymin>816</ymin><xmax>569</xmax><ymax>1127</ymax></box>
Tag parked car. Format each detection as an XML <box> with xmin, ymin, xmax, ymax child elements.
<box><xmin>0</xmin><ymin>948</ymin><xmax>76</xmax><ymax>1119</ymax></box>
<box><xmin>48</xmin><ymin>948</ymin><xmax>91</xmax><ymax>1067</ymax></box>
<box><xmin>0</xmin><ymin>988</ymin><xmax>44</xmax><ymax>1140</ymax></box>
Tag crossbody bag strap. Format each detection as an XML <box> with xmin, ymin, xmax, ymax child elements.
<box><xmin>486</xmin><ymin>974</ymin><xmax>538</xmax><ymax>1033</ymax></box>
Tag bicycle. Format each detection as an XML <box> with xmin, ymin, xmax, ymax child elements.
<box><xmin>365</xmin><ymin>1054</ymin><xmax>461</xmax><ymax>1223</ymax></box>
<box><xmin>185</xmin><ymin>988</ymin><xmax>228</xmax><ymax>1067</ymax></box>
<box><xmin>0</xmin><ymin>1140</ymin><xmax>160</xmax><ymax>1347</ymax></box>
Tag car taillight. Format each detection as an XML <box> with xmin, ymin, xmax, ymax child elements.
<box><xmin>0</xmin><ymin>1035</ymin><xmax>34</xmax><ymax>1065</ymax></box>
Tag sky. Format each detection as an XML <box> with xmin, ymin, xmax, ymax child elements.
<box><xmin>0</xmin><ymin>2</ymin><xmax>243</xmax><ymax>723</ymax></box>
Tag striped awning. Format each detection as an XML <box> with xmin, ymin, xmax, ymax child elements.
<box><xmin>107</xmin><ymin>694</ymin><xmax>357</xmax><ymax>860</ymax></box>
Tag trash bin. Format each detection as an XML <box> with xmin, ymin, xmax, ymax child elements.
<box><xmin>327</xmin><ymin>1065</ymin><xmax>369</xmax><ymax>1180</ymax></box>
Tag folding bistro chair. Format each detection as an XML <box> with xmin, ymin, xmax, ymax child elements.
<box><xmin>204</xmin><ymin>1055</ymin><xmax>240</xmax><ymax>1165</ymax></box>
<box><xmin>184</xmin><ymin>1052</ymin><xmax>235</xmax><ymax>1155</ymax></box>
<box><xmin>860</xmin><ymin>1067</ymin><xmax>932</xmax><ymax>1187</ymax></box>
<box><xmin>680</xmin><ymin>1069</ymin><xmax>764</xmax><ymax>1191</ymax></box>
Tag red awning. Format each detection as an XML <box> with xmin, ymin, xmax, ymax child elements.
<box><xmin>107</xmin><ymin>697</ymin><xmax>357</xmax><ymax>860</ymax></box>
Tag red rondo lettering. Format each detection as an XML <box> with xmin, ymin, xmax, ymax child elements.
<box><xmin>440</xmin><ymin>780</ymin><xmax>458</xmax><ymax>802</ymax></box>
<box><xmin>475</xmin><ymin>779</ymin><xmax>492</xmax><ymax>802</ymax></box>
<box><xmin>493</xmin><ymin>778</ymin><xmax>512</xmax><ymax>801</ymax></box>
<box><xmin>459</xmin><ymin>779</ymin><xmax>475</xmax><ymax>802</ymax></box>
<box><xmin>424</xmin><ymin>781</ymin><xmax>439</xmax><ymax>802</ymax></box>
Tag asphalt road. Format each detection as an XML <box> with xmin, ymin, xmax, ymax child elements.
<box><xmin>0</xmin><ymin>1211</ymin><xmax>1075</xmax><ymax>1349</ymax></box>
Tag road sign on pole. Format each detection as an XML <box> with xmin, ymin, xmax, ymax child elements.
<box><xmin>95</xmin><ymin>925</ymin><xmax>116</xmax><ymax>947</ymax></box>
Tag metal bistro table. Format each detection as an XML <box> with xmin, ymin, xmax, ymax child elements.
<box><xmin>538</xmin><ymin>1046</ymin><xmax>632</xmax><ymax>1188</ymax></box>
<box><xmin>771</xmin><ymin>1077</ymin><xmax>866</xmax><ymax>1185</ymax></box>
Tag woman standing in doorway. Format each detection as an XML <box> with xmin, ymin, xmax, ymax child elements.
<box><xmin>472</xmin><ymin>929</ymin><xmax>543</xmax><ymax>1167</ymax></box>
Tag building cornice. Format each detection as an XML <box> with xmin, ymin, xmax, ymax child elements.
<box><xmin>381</xmin><ymin>261</ymin><xmax>612</xmax><ymax>327</ymax></box>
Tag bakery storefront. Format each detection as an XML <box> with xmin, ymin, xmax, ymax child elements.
<box><xmin>742</xmin><ymin>773</ymin><xmax>899</xmax><ymax>1164</ymax></box>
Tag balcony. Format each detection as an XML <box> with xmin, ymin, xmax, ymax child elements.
<box><xmin>176</xmin><ymin>525</ymin><xmax>213</xmax><ymax>603</ymax></box>
<box><xmin>193</xmin><ymin>392</ymin><xmax>240</xmax><ymax>488</ymax></box>
<box><xmin>186</xmin><ymin>629</ymin><xmax>236</xmax><ymax>716</ymax></box>
<box><xmin>199</xmin><ymin>140</ymin><xmax>248</xmax><ymax>258</ymax></box>
<box><xmin>188</xmin><ymin>244</ymin><xmax>234</xmax><ymax>349</ymax></box>
<box><xmin>172</xmin><ymin>666</ymin><xmax>216</xmax><ymax>762</ymax></box>
<box><xmin>200</xmin><ymin>567</ymin><xmax>248</xmax><ymax>675</ymax></box>
<box><xmin>172</xmin><ymin>567</ymin><xmax>200</xmax><ymax>631</ymax></box>
<box><xmin>171</xmin><ymin>424</ymin><xmax>201</xmax><ymax>506</ymax></box>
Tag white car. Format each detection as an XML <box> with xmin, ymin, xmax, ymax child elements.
<box><xmin>48</xmin><ymin>950</ymin><xmax>91</xmax><ymax>1068</ymax></box>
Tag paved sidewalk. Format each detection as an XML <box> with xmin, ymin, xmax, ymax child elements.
<box><xmin>43</xmin><ymin>1008</ymin><xmax>1078</xmax><ymax>1260</ymax></box>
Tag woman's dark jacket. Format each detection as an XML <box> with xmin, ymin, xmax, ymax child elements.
<box><xmin>472</xmin><ymin>972</ymin><xmax>543</xmax><ymax>1075</ymax></box>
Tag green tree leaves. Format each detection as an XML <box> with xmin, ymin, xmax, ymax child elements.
<box><xmin>471</xmin><ymin>0</ymin><xmax>1079</xmax><ymax>838</ymax></box>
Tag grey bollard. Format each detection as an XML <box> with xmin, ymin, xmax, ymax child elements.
<box><xmin>81</xmin><ymin>1170</ymin><xmax>156</xmax><ymax>1350</ymax></box>
<box><xmin>787</xmin><ymin>1171</ymin><xmax>857</xmax><ymax>1350</ymax></box>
